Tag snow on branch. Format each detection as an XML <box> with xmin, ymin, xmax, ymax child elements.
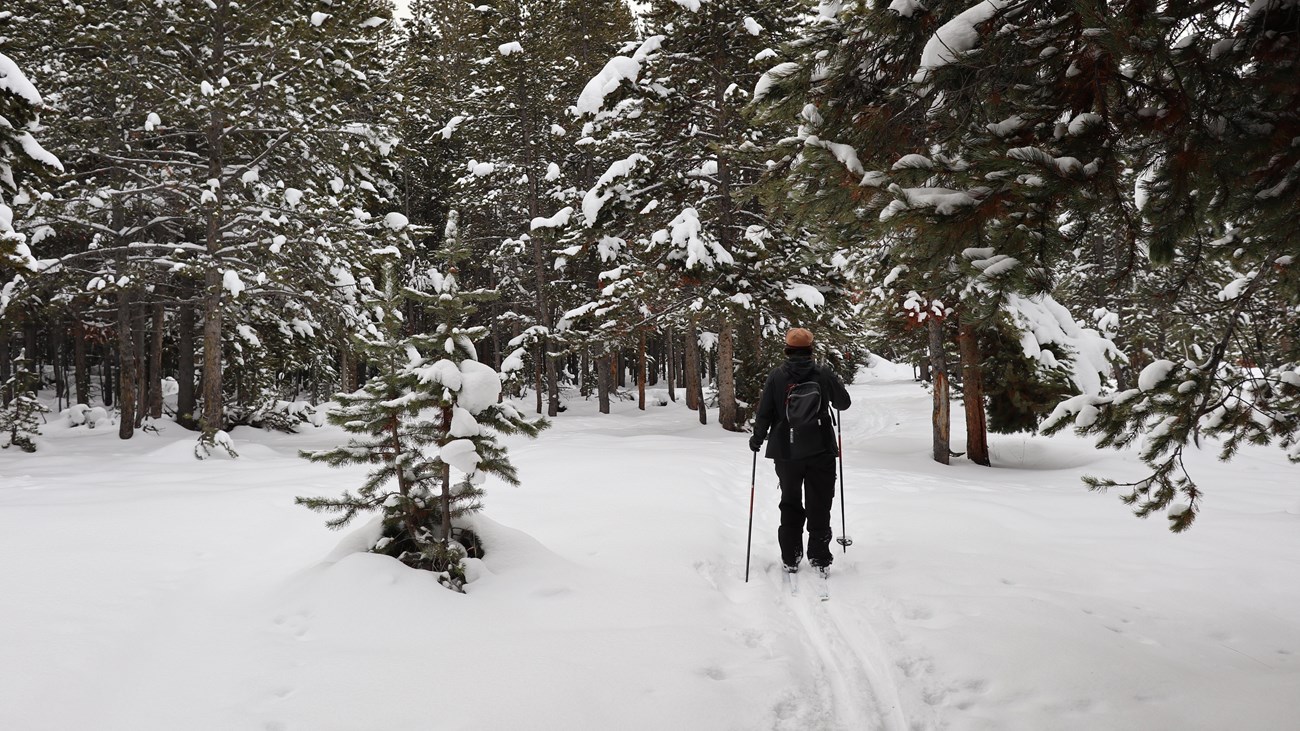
<box><xmin>1005</xmin><ymin>292</ymin><xmax>1120</xmax><ymax>396</ymax></box>
<box><xmin>582</xmin><ymin>154</ymin><xmax>650</xmax><ymax>226</ymax></box>
<box><xmin>913</xmin><ymin>1</ymin><xmax>1021</xmax><ymax>84</ymax></box>
<box><xmin>530</xmin><ymin>206</ymin><xmax>573</xmax><ymax>231</ymax></box>
<box><xmin>878</xmin><ymin>184</ymin><xmax>985</xmax><ymax>221</ymax></box>
<box><xmin>753</xmin><ymin>62</ymin><xmax>798</xmax><ymax>102</ymax></box>
<box><xmin>804</xmin><ymin>135</ymin><xmax>865</xmax><ymax>177</ymax></box>
<box><xmin>574</xmin><ymin>36</ymin><xmax>663</xmax><ymax>117</ymax></box>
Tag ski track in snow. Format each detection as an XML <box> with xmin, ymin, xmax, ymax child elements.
<box><xmin>689</xmin><ymin>383</ymin><xmax>923</xmax><ymax>731</ymax></box>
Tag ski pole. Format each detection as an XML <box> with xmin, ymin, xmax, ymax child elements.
<box><xmin>835</xmin><ymin>409</ymin><xmax>852</xmax><ymax>552</ymax></box>
<box><xmin>745</xmin><ymin>450</ymin><xmax>757</xmax><ymax>582</ymax></box>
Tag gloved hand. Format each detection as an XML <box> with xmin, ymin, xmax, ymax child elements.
<box><xmin>748</xmin><ymin>435</ymin><xmax>763</xmax><ymax>453</ymax></box>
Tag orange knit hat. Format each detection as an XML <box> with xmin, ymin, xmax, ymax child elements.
<box><xmin>785</xmin><ymin>328</ymin><xmax>814</xmax><ymax>348</ymax></box>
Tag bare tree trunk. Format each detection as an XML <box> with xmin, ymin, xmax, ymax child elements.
<box><xmin>72</xmin><ymin>320</ymin><xmax>90</xmax><ymax>405</ymax></box>
<box><xmin>638</xmin><ymin>330</ymin><xmax>647</xmax><ymax>410</ymax></box>
<box><xmin>927</xmin><ymin>315</ymin><xmax>950</xmax><ymax>465</ymax></box>
<box><xmin>685</xmin><ymin>320</ymin><xmax>706</xmax><ymax>425</ymax></box>
<box><xmin>117</xmin><ymin>287</ymin><xmax>136</xmax><ymax>440</ymax></box>
<box><xmin>958</xmin><ymin>320</ymin><xmax>990</xmax><ymax>466</ymax></box>
<box><xmin>717</xmin><ymin>315</ymin><xmax>740</xmax><ymax>431</ymax></box>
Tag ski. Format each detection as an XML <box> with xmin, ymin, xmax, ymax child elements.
<box><xmin>814</xmin><ymin>571</ymin><xmax>830</xmax><ymax>601</ymax></box>
<box><xmin>782</xmin><ymin>569</ymin><xmax>800</xmax><ymax>597</ymax></box>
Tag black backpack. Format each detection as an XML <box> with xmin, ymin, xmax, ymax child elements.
<box><xmin>784</xmin><ymin>371</ymin><xmax>825</xmax><ymax>445</ymax></box>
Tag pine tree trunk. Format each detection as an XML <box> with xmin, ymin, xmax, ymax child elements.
<box><xmin>637</xmin><ymin>330</ymin><xmax>647</xmax><ymax>411</ymax></box>
<box><xmin>200</xmin><ymin>270</ymin><xmax>223</xmax><ymax>437</ymax></box>
<box><xmin>683</xmin><ymin>329</ymin><xmax>698</xmax><ymax>411</ymax></box>
<box><xmin>176</xmin><ymin>302</ymin><xmax>197</xmax><ymax>430</ymax></box>
<box><xmin>927</xmin><ymin>315</ymin><xmax>950</xmax><ymax>465</ymax></box>
<box><xmin>685</xmin><ymin>320</ymin><xmax>706</xmax><ymax>425</ymax></box>
<box><xmin>340</xmin><ymin>341</ymin><xmax>357</xmax><ymax>393</ymax></box>
<box><xmin>717</xmin><ymin>315</ymin><xmax>740</xmax><ymax>431</ymax></box>
<box><xmin>117</xmin><ymin>287</ymin><xmax>136</xmax><ymax>440</ymax></box>
<box><xmin>199</xmin><ymin>1</ymin><xmax>228</xmax><ymax>443</ymax></box>
<box><xmin>134</xmin><ymin>302</ymin><xmax>148</xmax><ymax>428</ymax></box>
<box><xmin>0</xmin><ymin>331</ymin><xmax>10</xmax><ymax>406</ymax></box>
<box><xmin>597</xmin><ymin>352</ymin><xmax>611</xmax><ymax>414</ymax></box>
<box><xmin>533</xmin><ymin>343</ymin><xmax>544</xmax><ymax>415</ymax></box>
<box><xmin>546</xmin><ymin>349</ymin><xmax>559</xmax><ymax>418</ymax></box>
<box><xmin>53</xmin><ymin>323</ymin><xmax>66</xmax><ymax>411</ymax></box>
<box><xmin>23</xmin><ymin>324</ymin><xmax>37</xmax><ymax>395</ymax></box>
<box><xmin>440</xmin><ymin>405</ymin><xmax>454</xmax><ymax>545</ymax></box>
<box><xmin>666</xmin><ymin>327</ymin><xmax>676</xmax><ymax>402</ymax></box>
<box><xmin>958</xmin><ymin>321</ymin><xmax>990</xmax><ymax>466</ymax></box>
<box><xmin>149</xmin><ymin>302</ymin><xmax>165</xmax><ymax>419</ymax></box>
<box><xmin>72</xmin><ymin>320</ymin><xmax>90</xmax><ymax>405</ymax></box>
<box><xmin>102</xmin><ymin>346</ymin><xmax>113</xmax><ymax>408</ymax></box>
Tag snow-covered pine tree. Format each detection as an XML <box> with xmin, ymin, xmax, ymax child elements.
<box><xmin>299</xmin><ymin>211</ymin><xmax>545</xmax><ymax>590</ymax></box>
<box><xmin>3</xmin><ymin>0</ymin><xmax>400</xmax><ymax>451</ymax></box>
<box><xmin>1039</xmin><ymin>1</ymin><xmax>1300</xmax><ymax>530</ymax></box>
<box><xmin>0</xmin><ymin>348</ymin><xmax>46</xmax><ymax>452</ymax></box>
<box><xmin>568</xmin><ymin>0</ymin><xmax>864</xmax><ymax>429</ymax></box>
<box><xmin>751</xmin><ymin>0</ymin><xmax>1126</xmax><ymax>464</ymax></box>
<box><xmin>0</xmin><ymin>33</ymin><xmax>61</xmax><ymax>272</ymax></box>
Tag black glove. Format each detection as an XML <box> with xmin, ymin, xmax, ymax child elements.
<box><xmin>748</xmin><ymin>435</ymin><xmax>763</xmax><ymax>453</ymax></box>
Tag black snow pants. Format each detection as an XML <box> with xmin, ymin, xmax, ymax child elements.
<box><xmin>774</xmin><ymin>453</ymin><xmax>837</xmax><ymax>569</ymax></box>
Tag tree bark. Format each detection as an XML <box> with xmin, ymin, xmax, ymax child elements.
<box><xmin>597</xmin><ymin>352</ymin><xmax>611</xmax><ymax>414</ymax></box>
<box><xmin>717</xmin><ymin>315</ymin><xmax>740</xmax><ymax>431</ymax></box>
<box><xmin>637</xmin><ymin>330</ymin><xmax>647</xmax><ymax>410</ymax></box>
<box><xmin>149</xmin><ymin>301</ymin><xmax>165</xmax><ymax>419</ymax></box>
<box><xmin>102</xmin><ymin>345</ymin><xmax>113</xmax><ymax>408</ymax></box>
<box><xmin>927</xmin><ymin>315</ymin><xmax>950</xmax><ymax>465</ymax></box>
<box><xmin>666</xmin><ymin>327</ymin><xmax>676</xmax><ymax>403</ymax></box>
<box><xmin>958</xmin><ymin>320</ymin><xmax>990</xmax><ymax>466</ymax></box>
<box><xmin>199</xmin><ymin>1</ymin><xmax>228</xmax><ymax>442</ymax></box>
<box><xmin>134</xmin><ymin>302</ymin><xmax>147</xmax><ymax>428</ymax></box>
<box><xmin>117</xmin><ymin>287</ymin><xmax>136</xmax><ymax>440</ymax></box>
<box><xmin>176</xmin><ymin>302</ymin><xmax>198</xmax><ymax>429</ymax></box>
<box><xmin>533</xmin><ymin>343</ymin><xmax>544</xmax><ymax>415</ymax></box>
<box><xmin>72</xmin><ymin>320</ymin><xmax>90</xmax><ymax>405</ymax></box>
<box><xmin>0</xmin><ymin>330</ymin><xmax>9</xmax><ymax>406</ymax></box>
<box><xmin>685</xmin><ymin>320</ymin><xmax>706</xmax><ymax>425</ymax></box>
<box><xmin>340</xmin><ymin>340</ymin><xmax>357</xmax><ymax>393</ymax></box>
<box><xmin>440</xmin><ymin>405</ymin><xmax>453</xmax><ymax>545</ymax></box>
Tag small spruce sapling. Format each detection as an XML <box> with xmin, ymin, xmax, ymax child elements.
<box><xmin>298</xmin><ymin>212</ymin><xmax>546</xmax><ymax>590</ymax></box>
<box><xmin>1</xmin><ymin>349</ymin><xmax>48</xmax><ymax>452</ymax></box>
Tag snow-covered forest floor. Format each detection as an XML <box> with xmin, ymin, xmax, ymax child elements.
<box><xmin>2</xmin><ymin>360</ymin><xmax>1298</xmax><ymax>731</ymax></box>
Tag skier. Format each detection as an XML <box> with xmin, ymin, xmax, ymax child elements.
<box><xmin>749</xmin><ymin>328</ymin><xmax>851</xmax><ymax>578</ymax></box>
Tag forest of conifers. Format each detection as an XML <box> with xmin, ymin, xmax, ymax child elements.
<box><xmin>1</xmin><ymin>1</ymin><xmax>1297</xmax><ymax>529</ymax></box>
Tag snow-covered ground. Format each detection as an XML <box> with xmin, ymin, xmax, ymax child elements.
<box><xmin>3</xmin><ymin>361</ymin><xmax>1298</xmax><ymax>730</ymax></box>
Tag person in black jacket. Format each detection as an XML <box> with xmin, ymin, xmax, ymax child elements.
<box><xmin>749</xmin><ymin>327</ymin><xmax>851</xmax><ymax>575</ymax></box>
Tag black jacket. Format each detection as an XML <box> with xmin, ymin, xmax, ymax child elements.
<box><xmin>752</xmin><ymin>356</ymin><xmax>851</xmax><ymax>460</ymax></box>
